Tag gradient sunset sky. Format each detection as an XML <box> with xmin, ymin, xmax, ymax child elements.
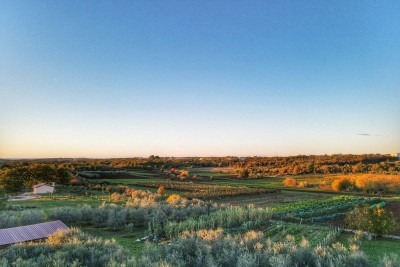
<box><xmin>1</xmin><ymin>1</ymin><xmax>399</xmax><ymax>158</ymax></box>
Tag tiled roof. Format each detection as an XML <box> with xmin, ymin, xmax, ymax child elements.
<box><xmin>0</xmin><ymin>220</ymin><xmax>69</xmax><ymax>246</ymax></box>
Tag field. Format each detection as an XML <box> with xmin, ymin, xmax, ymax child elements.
<box><xmin>2</xmin><ymin>167</ymin><xmax>400</xmax><ymax>265</ymax></box>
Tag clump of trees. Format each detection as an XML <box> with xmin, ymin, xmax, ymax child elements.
<box><xmin>0</xmin><ymin>165</ymin><xmax>69</xmax><ymax>193</ymax></box>
<box><xmin>329</xmin><ymin>174</ymin><xmax>400</xmax><ymax>194</ymax></box>
<box><xmin>345</xmin><ymin>205</ymin><xmax>398</xmax><ymax>236</ymax></box>
<box><xmin>0</xmin><ymin>209</ymin><xmax>45</xmax><ymax>228</ymax></box>
<box><xmin>47</xmin><ymin>196</ymin><xmax>217</xmax><ymax>235</ymax></box>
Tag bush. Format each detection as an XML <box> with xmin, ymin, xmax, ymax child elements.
<box><xmin>157</xmin><ymin>186</ymin><xmax>165</xmax><ymax>195</ymax></box>
<box><xmin>0</xmin><ymin>189</ymin><xmax>8</xmax><ymax>210</ymax></box>
<box><xmin>111</xmin><ymin>192</ymin><xmax>124</xmax><ymax>202</ymax></box>
<box><xmin>49</xmin><ymin>207</ymin><xmax>82</xmax><ymax>223</ymax></box>
<box><xmin>379</xmin><ymin>254</ymin><xmax>400</xmax><ymax>267</ymax></box>
<box><xmin>107</xmin><ymin>207</ymin><xmax>127</xmax><ymax>230</ymax></box>
<box><xmin>331</xmin><ymin>177</ymin><xmax>356</xmax><ymax>191</ymax></box>
<box><xmin>0</xmin><ymin>212</ymin><xmax>18</xmax><ymax>228</ymax></box>
<box><xmin>345</xmin><ymin>205</ymin><xmax>398</xmax><ymax>235</ymax></box>
<box><xmin>283</xmin><ymin>178</ymin><xmax>297</xmax><ymax>187</ymax></box>
<box><xmin>19</xmin><ymin>210</ymin><xmax>45</xmax><ymax>225</ymax></box>
<box><xmin>166</xmin><ymin>194</ymin><xmax>182</xmax><ymax>205</ymax></box>
<box><xmin>298</xmin><ymin>181</ymin><xmax>309</xmax><ymax>188</ymax></box>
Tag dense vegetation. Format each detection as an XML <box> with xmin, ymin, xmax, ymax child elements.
<box><xmin>1</xmin><ymin>154</ymin><xmax>399</xmax><ymax>177</ymax></box>
<box><xmin>0</xmin><ymin>228</ymin><xmax>135</xmax><ymax>266</ymax></box>
<box><xmin>2</xmin><ymin>227</ymin><xmax>399</xmax><ymax>267</ymax></box>
<box><xmin>345</xmin><ymin>205</ymin><xmax>398</xmax><ymax>236</ymax></box>
<box><xmin>0</xmin><ymin>164</ymin><xmax>69</xmax><ymax>193</ymax></box>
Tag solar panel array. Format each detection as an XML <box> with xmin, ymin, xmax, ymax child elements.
<box><xmin>0</xmin><ymin>220</ymin><xmax>69</xmax><ymax>246</ymax></box>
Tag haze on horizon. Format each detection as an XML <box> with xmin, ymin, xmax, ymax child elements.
<box><xmin>1</xmin><ymin>1</ymin><xmax>399</xmax><ymax>158</ymax></box>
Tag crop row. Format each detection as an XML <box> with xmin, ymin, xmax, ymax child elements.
<box><xmin>272</xmin><ymin>197</ymin><xmax>381</xmax><ymax>219</ymax></box>
<box><xmin>134</xmin><ymin>181</ymin><xmax>277</xmax><ymax>198</ymax></box>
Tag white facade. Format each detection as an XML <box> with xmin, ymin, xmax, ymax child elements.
<box><xmin>33</xmin><ymin>183</ymin><xmax>55</xmax><ymax>194</ymax></box>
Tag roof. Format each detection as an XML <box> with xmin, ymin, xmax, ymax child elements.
<box><xmin>0</xmin><ymin>220</ymin><xmax>69</xmax><ymax>246</ymax></box>
<box><xmin>32</xmin><ymin>183</ymin><xmax>54</xmax><ymax>188</ymax></box>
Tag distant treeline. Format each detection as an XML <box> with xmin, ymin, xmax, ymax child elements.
<box><xmin>0</xmin><ymin>154</ymin><xmax>399</xmax><ymax>180</ymax></box>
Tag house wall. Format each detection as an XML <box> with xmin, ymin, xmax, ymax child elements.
<box><xmin>33</xmin><ymin>185</ymin><xmax>54</xmax><ymax>194</ymax></box>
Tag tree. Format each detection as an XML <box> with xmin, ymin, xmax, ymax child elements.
<box><xmin>166</xmin><ymin>194</ymin><xmax>181</xmax><ymax>205</ymax></box>
<box><xmin>56</xmin><ymin>168</ymin><xmax>70</xmax><ymax>184</ymax></box>
<box><xmin>283</xmin><ymin>177</ymin><xmax>297</xmax><ymax>187</ymax></box>
<box><xmin>239</xmin><ymin>169</ymin><xmax>249</xmax><ymax>178</ymax></box>
<box><xmin>110</xmin><ymin>192</ymin><xmax>123</xmax><ymax>202</ymax></box>
<box><xmin>157</xmin><ymin>186</ymin><xmax>165</xmax><ymax>195</ymax></box>
<box><xmin>352</xmin><ymin>163</ymin><xmax>366</xmax><ymax>173</ymax></box>
<box><xmin>331</xmin><ymin>177</ymin><xmax>355</xmax><ymax>191</ymax></box>
<box><xmin>345</xmin><ymin>205</ymin><xmax>398</xmax><ymax>236</ymax></box>
<box><xmin>0</xmin><ymin>168</ymin><xmax>28</xmax><ymax>193</ymax></box>
<box><xmin>0</xmin><ymin>189</ymin><xmax>8</xmax><ymax>210</ymax></box>
<box><xmin>292</xmin><ymin>166</ymin><xmax>300</xmax><ymax>175</ymax></box>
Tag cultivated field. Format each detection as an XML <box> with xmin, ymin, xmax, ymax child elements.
<box><xmin>1</xmin><ymin>165</ymin><xmax>400</xmax><ymax>266</ymax></box>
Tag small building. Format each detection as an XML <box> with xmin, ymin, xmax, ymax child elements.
<box><xmin>32</xmin><ymin>183</ymin><xmax>55</xmax><ymax>194</ymax></box>
<box><xmin>0</xmin><ymin>220</ymin><xmax>69</xmax><ymax>247</ymax></box>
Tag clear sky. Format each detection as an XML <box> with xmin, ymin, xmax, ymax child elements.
<box><xmin>0</xmin><ymin>1</ymin><xmax>399</xmax><ymax>158</ymax></box>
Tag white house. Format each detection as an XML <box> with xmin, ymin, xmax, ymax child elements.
<box><xmin>32</xmin><ymin>183</ymin><xmax>55</xmax><ymax>194</ymax></box>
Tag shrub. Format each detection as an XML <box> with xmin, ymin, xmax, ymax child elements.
<box><xmin>19</xmin><ymin>210</ymin><xmax>45</xmax><ymax>225</ymax></box>
<box><xmin>49</xmin><ymin>207</ymin><xmax>82</xmax><ymax>223</ymax></box>
<box><xmin>0</xmin><ymin>212</ymin><xmax>18</xmax><ymax>228</ymax></box>
<box><xmin>107</xmin><ymin>207</ymin><xmax>127</xmax><ymax>230</ymax></box>
<box><xmin>331</xmin><ymin>177</ymin><xmax>355</xmax><ymax>191</ymax></box>
<box><xmin>283</xmin><ymin>178</ymin><xmax>297</xmax><ymax>187</ymax></box>
<box><xmin>111</xmin><ymin>192</ymin><xmax>124</xmax><ymax>202</ymax></box>
<box><xmin>157</xmin><ymin>186</ymin><xmax>165</xmax><ymax>195</ymax></box>
<box><xmin>345</xmin><ymin>205</ymin><xmax>398</xmax><ymax>235</ymax></box>
<box><xmin>298</xmin><ymin>181</ymin><xmax>309</xmax><ymax>188</ymax></box>
<box><xmin>379</xmin><ymin>254</ymin><xmax>400</xmax><ymax>267</ymax></box>
<box><xmin>166</xmin><ymin>194</ymin><xmax>182</xmax><ymax>205</ymax></box>
<box><xmin>91</xmin><ymin>207</ymin><xmax>109</xmax><ymax>227</ymax></box>
<box><xmin>79</xmin><ymin>204</ymin><xmax>93</xmax><ymax>221</ymax></box>
<box><xmin>0</xmin><ymin>189</ymin><xmax>8</xmax><ymax>210</ymax></box>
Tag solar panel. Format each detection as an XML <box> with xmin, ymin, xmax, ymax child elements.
<box><xmin>0</xmin><ymin>220</ymin><xmax>69</xmax><ymax>246</ymax></box>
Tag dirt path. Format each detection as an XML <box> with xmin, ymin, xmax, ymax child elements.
<box><xmin>9</xmin><ymin>193</ymin><xmax>40</xmax><ymax>201</ymax></box>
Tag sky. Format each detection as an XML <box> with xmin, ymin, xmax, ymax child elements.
<box><xmin>0</xmin><ymin>1</ymin><xmax>399</xmax><ymax>158</ymax></box>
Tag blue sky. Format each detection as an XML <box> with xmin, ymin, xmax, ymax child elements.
<box><xmin>1</xmin><ymin>1</ymin><xmax>399</xmax><ymax>157</ymax></box>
